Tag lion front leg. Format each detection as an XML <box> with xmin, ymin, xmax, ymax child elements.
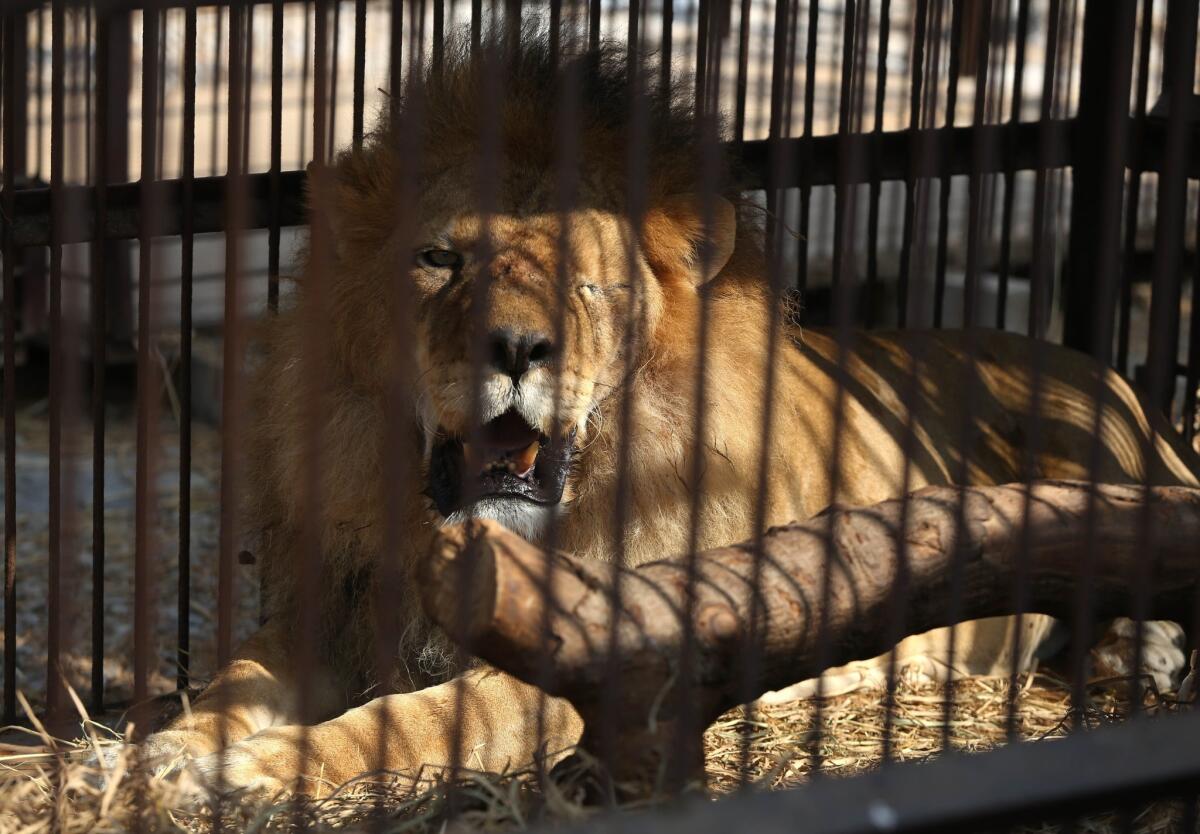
<box><xmin>186</xmin><ymin>666</ymin><xmax>583</xmax><ymax>798</ymax></box>
<box><xmin>138</xmin><ymin>618</ymin><xmax>342</xmax><ymax>773</ymax></box>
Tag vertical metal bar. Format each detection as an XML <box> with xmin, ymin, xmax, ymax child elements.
<box><xmin>815</xmin><ymin>0</ymin><xmax>869</xmax><ymax>773</ymax></box>
<box><xmin>2</xmin><ymin>11</ymin><xmax>21</xmax><ymax>727</ymax></box>
<box><xmin>731</xmin><ymin>0</ymin><xmax>751</xmax><ymax>142</ymax></box>
<box><xmin>660</xmin><ymin>0</ymin><xmax>672</xmax><ymax>97</ymax></box>
<box><xmin>795</xmin><ymin>0</ymin><xmax>820</xmax><ymax>295</ymax></box>
<box><xmin>353</xmin><ymin>0</ymin><xmax>366</xmax><ymax>145</ymax></box>
<box><xmin>211</xmin><ymin>7</ymin><xmax>224</xmax><ymax>175</ymax></box>
<box><xmin>1061</xmin><ymin>0</ymin><xmax>1140</xmax><ymax>357</ymax></box>
<box><xmin>178</xmin><ymin>0</ymin><xmax>197</xmax><ymax>691</ymax></box>
<box><xmin>1116</xmin><ymin>0</ymin><xmax>1157</xmax><ymax>376</ymax></box>
<box><xmin>864</xmin><ymin>0</ymin><xmax>890</xmax><ymax>328</ymax></box>
<box><xmin>219</xmin><ymin>0</ymin><xmax>249</xmax><ymax>671</ymax></box>
<box><xmin>390</xmin><ymin>0</ymin><xmax>403</xmax><ymax>108</ymax></box>
<box><xmin>1064</xmin><ymin>0</ymin><xmax>1135</xmax><ymax>721</ymax></box>
<box><xmin>1141</xmin><ymin>0</ymin><xmax>1196</xmax><ymax>417</ymax></box>
<box><xmin>737</xmin><ymin>0</ymin><xmax>798</xmax><ymax>784</ymax></box>
<box><xmin>588</xmin><ymin>0</ymin><xmax>600</xmax><ymax>49</ymax></box>
<box><xmin>134</xmin><ymin>0</ymin><xmax>162</xmax><ymax>713</ymax></box>
<box><xmin>269</xmin><ymin>0</ymin><xmax>283</xmax><ymax>313</ymax></box>
<box><xmin>959</xmin><ymin>0</ymin><xmax>991</xmax><ymax>329</ymax></box>
<box><xmin>328</xmin><ymin>0</ymin><xmax>341</xmax><ymax>157</ymax></box>
<box><xmin>1184</xmin><ymin>186</ymin><xmax>1200</xmax><ymax>446</ymax></box>
<box><xmin>994</xmin><ymin>0</ymin><xmax>1029</xmax><ymax>331</ymax></box>
<box><xmin>931</xmin><ymin>0</ymin><xmax>962</xmax><ymax>329</ymax></box>
<box><xmin>301</xmin><ymin>1</ymin><xmax>312</xmax><ymax>163</ymax></box>
<box><xmin>895</xmin><ymin>0</ymin><xmax>929</xmax><ymax>326</ymax></box>
<box><xmin>243</xmin><ymin>3</ymin><xmax>255</xmax><ymax>173</ymax></box>
<box><xmin>1128</xmin><ymin>0</ymin><xmax>1197</xmax><ymax>712</ymax></box>
<box><xmin>46</xmin><ymin>0</ymin><xmax>65</xmax><ymax>721</ymax></box>
<box><xmin>35</xmin><ymin>5</ymin><xmax>45</xmax><ymax>180</ymax></box>
<box><xmin>89</xmin><ymin>2</ymin><xmax>110</xmax><ymax>713</ymax></box>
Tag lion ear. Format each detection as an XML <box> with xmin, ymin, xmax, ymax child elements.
<box><xmin>305</xmin><ymin>157</ymin><xmax>385</xmax><ymax>255</ymax></box>
<box><xmin>641</xmin><ymin>194</ymin><xmax>737</xmax><ymax>286</ymax></box>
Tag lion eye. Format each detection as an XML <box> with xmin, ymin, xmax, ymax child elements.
<box><xmin>417</xmin><ymin>249</ymin><xmax>462</xmax><ymax>269</ymax></box>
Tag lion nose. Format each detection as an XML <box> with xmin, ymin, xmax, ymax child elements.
<box><xmin>488</xmin><ymin>328</ymin><xmax>556</xmax><ymax>382</ymax></box>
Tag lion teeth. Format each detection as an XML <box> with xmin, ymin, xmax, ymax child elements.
<box><xmin>512</xmin><ymin>440</ymin><xmax>539</xmax><ymax>476</ymax></box>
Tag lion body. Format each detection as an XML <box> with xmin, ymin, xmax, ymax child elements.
<box><xmin>149</xmin><ymin>38</ymin><xmax>1200</xmax><ymax>794</ymax></box>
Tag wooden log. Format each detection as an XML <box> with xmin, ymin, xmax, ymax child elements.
<box><xmin>420</xmin><ymin>480</ymin><xmax>1200</xmax><ymax>791</ymax></box>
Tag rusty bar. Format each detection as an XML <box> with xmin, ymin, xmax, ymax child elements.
<box><xmin>269</xmin><ymin>0</ymin><xmax>282</xmax><ymax>313</ymax></box>
<box><xmin>327</xmin><ymin>0</ymin><xmax>340</xmax><ymax>157</ymax></box>
<box><xmin>930</xmin><ymin>0</ymin><xmax>962</xmax><ymax>329</ymax></box>
<box><xmin>36</xmin><ymin>5</ymin><xmax>45</xmax><ymax>180</ymax></box>
<box><xmin>2</xmin><ymin>11</ymin><xmax>20</xmax><ymax>727</ymax></box>
<box><xmin>301</xmin><ymin>1</ymin><xmax>311</xmax><ymax>161</ymax></box>
<box><xmin>812</xmin><ymin>0</ymin><xmax>868</xmax><ymax>774</ymax></box>
<box><xmin>1141</xmin><ymin>0</ymin><xmax>1197</xmax><ymax>417</ymax></box>
<box><xmin>863</xmin><ymin>0</ymin><xmax>890</xmax><ymax>328</ymax></box>
<box><xmin>1063</xmin><ymin>0</ymin><xmax>1128</xmax><ymax>724</ymax></box>
<box><xmin>994</xmin><ymin>0</ymin><xmax>1029</xmax><ymax>331</ymax></box>
<box><xmin>659</xmin><ymin>0</ymin><xmax>672</xmax><ymax>96</ymax></box>
<box><xmin>89</xmin><ymin>2</ymin><xmax>110</xmax><ymax>712</ymax></box>
<box><xmin>737</xmin><ymin>0</ymin><xmax>798</xmax><ymax>784</ymax></box>
<box><xmin>671</xmin><ymin>0</ymin><xmax>727</xmax><ymax>788</ymax></box>
<box><xmin>1129</xmin><ymin>0</ymin><xmax>1197</xmax><ymax>709</ymax></box>
<box><xmin>794</xmin><ymin>0</ymin><xmax>819</xmax><ymax>294</ymax></box>
<box><xmin>178</xmin><ymin>0</ymin><xmax>197</xmax><ymax>690</ymax></box>
<box><xmin>390</xmin><ymin>0</ymin><xmax>402</xmax><ymax>108</ymax></box>
<box><xmin>44</xmin><ymin>0</ymin><xmax>65</xmax><ymax>721</ymax></box>
<box><xmin>353</xmin><ymin>0</ymin><xmax>365</xmax><ymax>145</ymax></box>
<box><xmin>895</xmin><ymin>0</ymin><xmax>929</xmax><ymax>326</ymax></box>
<box><xmin>1184</xmin><ymin>183</ymin><xmax>1200</xmax><ymax>446</ymax></box>
<box><xmin>210</xmin><ymin>7</ymin><xmax>223</xmax><ymax>174</ymax></box>
<box><xmin>219</xmin><ymin>0</ymin><xmax>249</xmax><ymax>670</ymax></box>
<box><xmin>133</xmin><ymin>0</ymin><xmax>162</xmax><ymax>711</ymax></box>
<box><xmin>2</xmin><ymin>120</ymin><xmax>1098</xmax><ymax>246</ymax></box>
<box><xmin>1061</xmin><ymin>0</ymin><xmax>1140</xmax><ymax>357</ymax></box>
<box><xmin>731</xmin><ymin>0</ymin><xmax>750</xmax><ymax>142</ymax></box>
<box><xmin>1116</xmin><ymin>0</ymin><xmax>1157</xmax><ymax>376</ymax></box>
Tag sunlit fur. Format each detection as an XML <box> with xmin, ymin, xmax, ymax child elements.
<box><xmin>152</xmin><ymin>31</ymin><xmax>1200</xmax><ymax>793</ymax></box>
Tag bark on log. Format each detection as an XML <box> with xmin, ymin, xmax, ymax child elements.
<box><xmin>419</xmin><ymin>480</ymin><xmax>1200</xmax><ymax>791</ymax></box>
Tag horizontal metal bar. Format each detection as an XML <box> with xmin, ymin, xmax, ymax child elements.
<box><xmin>4</xmin><ymin>0</ymin><xmax>314</xmax><ymax>15</ymax></box>
<box><xmin>555</xmin><ymin>710</ymin><xmax>1200</xmax><ymax>834</ymax></box>
<box><xmin>3</xmin><ymin>118</ymin><xmax>1197</xmax><ymax>247</ymax></box>
<box><xmin>4</xmin><ymin>171</ymin><xmax>307</xmax><ymax>246</ymax></box>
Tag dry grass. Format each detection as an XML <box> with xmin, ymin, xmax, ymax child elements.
<box><xmin>1</xmin><ymin>671</ymin><xmax>1193</xmax><ymax>834</ymax></box>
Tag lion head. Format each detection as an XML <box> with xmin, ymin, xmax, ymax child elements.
<box><xmin>287</xmin><ymin>38</ymin><xmax>743</xmax><ymax>544</ymax></box>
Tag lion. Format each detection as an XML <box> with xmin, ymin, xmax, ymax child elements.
<box><xmin>140</xmin><ymin>36</ymin><xmax>1200</xmax><ymax>795</ymax></box>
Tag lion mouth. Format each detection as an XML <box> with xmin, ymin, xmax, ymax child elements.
<box><xmin>427</xmin><ymin>409</ymin><xmax>575</xmax><ymax>518</ymax></box>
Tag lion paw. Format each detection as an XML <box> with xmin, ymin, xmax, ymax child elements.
<box><xmin>1091</xmin><ymin>618</ymin><xmax>1186</xmax><ymax>694</ymax></box>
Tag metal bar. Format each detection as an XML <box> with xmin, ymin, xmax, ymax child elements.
<box><xmin>133</xmin><ymin>0</ymin><xmax>162</xmax><ymax>711</ymax></box>
<box><xmin>931</xmin><ymin>0</ymin><xmax>963</xmax><ymax>329</ymax></box>
<box><xmin>551</xmin><ymin>711</ymin><xmax>1200</xmax><ymax>834</ymax></box>
<box><xmin>1116</xmin><ymin>0</ymin><xmax>1157</xmax><ymax>376</ymax></box>
<box><xmin>90</xmin><ymin>2</ymin><xmax>111</xmax><ymax>713</ymax></box>
<box><xmin>1</xmin><ymin>120</ymin><xmax>1102</xmax><ymax>247</ymax></box>
<box><xmin>269</xmin><ymin>0</ymin><xmax>283</xmax><ymax>313</ymax></box>
<box><xmin>864</xmin><ymin>0</ymin><xmax>890</xmax><ymax>328</ymax></box>
<box><xmin>994</xmin><ymin>0</ymin><xmax>1030</xmax><ymax>331</ymax></box>
<box><xmin>45</xmin><ymin>0</ymin><xmax>65</xmax><ymax>721</ymax></box>
<box><xmin>1184</xmin><ymin>181</ymin><xmax>1200</xmax><ymax>445</ymax></box>
<box><xmin>1061</xmin><ymin>0</ymin><xmax>1140</xmax><ymax>357</ymax></box>
<box><xmin>2</xmin><ymin>11</ymin><xmax>22</xmax><ymax>727</ymax></box>
<box><xmin>353</xmin><ymin>0</ymin><xmax>366</xmax><ymax>145</ymax></box>
<box><xmin>1141</xmin><ymin>0</ymin><xmax>1197</xmax><ymax>416</ymax></box>
<box><xmin>178</xmin><ymin>0</ymin><xmax>198</xmax><ymax>691</ymax></box>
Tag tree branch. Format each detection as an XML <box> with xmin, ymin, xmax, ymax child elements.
<box><xmin>420</xmin><ymin>480</ymin><xmax>1200</xmax><ymax>790</ymax></box>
